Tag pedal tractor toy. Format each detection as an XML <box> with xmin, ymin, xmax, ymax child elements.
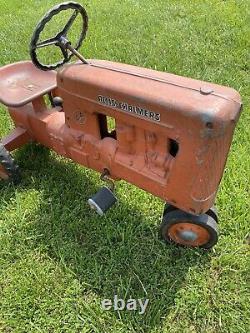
<box><xmin>0</xmin><ymin>2</ymin><xmax>242</xmax><ymax>249</ymax></box>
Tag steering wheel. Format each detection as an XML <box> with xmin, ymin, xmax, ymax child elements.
<box><xmin>30</xmin><ymin>2</ymin><xmax>88</xmax><ymax>71</ymax></box>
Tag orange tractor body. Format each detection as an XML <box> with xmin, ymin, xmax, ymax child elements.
<box><xmin>0</xmin><ymin>60</ymin><xmax>241</xmax><ymax>215</ymax></box>
<box><xmin>0</xmin><ymin>2</ymin><xmax>242</xmax><ymax>248</ymax></box>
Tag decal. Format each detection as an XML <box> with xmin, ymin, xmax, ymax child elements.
<box><xmin>74</xmin><ymin>111</ymin><xmax>85</xmax><ymax>124</ymax></box>
<box><xmin>98</xmin><ymin>95</ymin><xmax>161</xmax><ymax>122</ymax></box>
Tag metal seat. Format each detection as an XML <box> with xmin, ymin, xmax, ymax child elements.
<box><xmin>0</xmin><ymin>61</ymin><xmax>57</xmax><ymax>107</ymax></box>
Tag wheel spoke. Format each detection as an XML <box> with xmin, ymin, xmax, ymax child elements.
<box><xmin>61</xmin><ymin>10</ymin><xmax>78</xmax><ymax>35</ymax></box>
<box><xmin>59</xmin><ymin>45</ymin><xmax>69</xmax><ymax>60</ymax></box>
<box><xmin>36</xmin><ymin>37</ymin><xmax>58</xmax><ymax>49</ymax></box>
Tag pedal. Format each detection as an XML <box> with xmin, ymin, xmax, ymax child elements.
<box><xmin>88</xmin><ymin>186</ymin><xmax>117</xmax><ymax>216</ymax></box>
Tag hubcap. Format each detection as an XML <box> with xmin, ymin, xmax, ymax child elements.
<box><xmin>167</xmin><ymin>222</ymin><xmax>210</xmax><ymax>247</ymax></box>
<box><xmin>179</xmin><ymin>230</ymin><xmax>198</xmax><ymax>242</ymax></box>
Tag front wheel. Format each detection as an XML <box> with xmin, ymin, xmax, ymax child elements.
<box><xmin>0</xmin><ymin>144</ymin><xmax>20</xmax><ymax>184</ymax></box>
<box><xmin>160</xmin><ymin>208</ymin><xmax>218</xmax><ymax>249</ymax></box>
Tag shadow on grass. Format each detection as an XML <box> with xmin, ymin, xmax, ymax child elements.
<box><xmin>1</xmin><ymin>144</ymin><xmax>212</xmax><ymax>332</ymax></box>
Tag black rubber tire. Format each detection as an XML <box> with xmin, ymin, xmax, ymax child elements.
<box><xmin>206</xmin><ymin>205</ymin><xmax>219</xmax><ymax>223</ymax></box>
<box><xmin>163</xmin><ymin>203</ymin><xmax>178</xmax><ymax>215</ymax></box>
<box><xmin>164</xmin><ymin>203</ymin><xmax>218</xmax><ymax>222</ymax></box>
<box><xmin>0</xmin><ymin>144</ymin><xmax>20</xmax><ymax>184</ymax></box>
<box><xmin>160</xmin><ymin>209</ymin><xmax>218</xmax><ymax>249</ymax></box>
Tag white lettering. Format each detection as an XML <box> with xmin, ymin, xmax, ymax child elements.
<box><xmin>101</xmin><ymin>299</ymin><xmax>112</xmax><ymax>310</ymax></box>
<box><xmin>113</xmin><ymin>295</ymin><xmax>125</xmax><ymax>311</ymax></box>
<box><xmin>126</xmin><ymin>299</ymin><xmax>137</xmax><ymax>311</ymax></box>
<box><xmin>138</xmin><ymin>298</ymin><xmax>149</xmax><ymax>315</ymax></box>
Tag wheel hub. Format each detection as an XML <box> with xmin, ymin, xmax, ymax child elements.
<box><xmin>167</xmin><ymin>222</ymin><xmax>210</xmax><ymax>247</ymax></box>
<box><xmin>178</xmin><ymin>230</ymin><xmax>198</xmax><ymax>242</ymax></box>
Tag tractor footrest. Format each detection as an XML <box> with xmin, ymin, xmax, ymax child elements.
<box><xmin>0</xmin><ymin>61</ymin><xmax>57</xmax><ymax>107</ymax></box>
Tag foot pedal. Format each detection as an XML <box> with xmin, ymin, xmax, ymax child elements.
<box><xmin>88</xmin><ymin>186</ymin><xmax>117</xmax><ymax>216</ymax></box>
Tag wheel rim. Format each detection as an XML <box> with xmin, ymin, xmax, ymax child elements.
<box><xmin>167</xmin><ymin>222</ymin><xmax>210</xmax><ymax>247</ymax></box>
<box><xmin>0</xmin><ymin>164</ymin><xmax>9</xmax><ymax>180</ymax></box>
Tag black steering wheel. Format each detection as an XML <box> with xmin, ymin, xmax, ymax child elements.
<box><xmin>30</xmin><ymin>2</ymin><xmax>88</xmax><ymax>71</ymax></box>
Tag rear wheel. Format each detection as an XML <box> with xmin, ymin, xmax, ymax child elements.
<box><xmin>160</xmin><ymin>207</ymin><xmax>218</xmax><ymax>249</ymax></box>
<box><xmin>163</xmin><ymin>203</ymin><xmax>178</xmax><ymax>215</ymax></box>
<box><xmin>0</xmin><ymin>144</ymin><xmax>20</xmax><ymax>184</ymax></box>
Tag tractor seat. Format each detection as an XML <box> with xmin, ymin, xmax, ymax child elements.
<box><xmin>0</xmin><ymin>61</ymin><xmax>57</xmax><ymax>107</ymax></box>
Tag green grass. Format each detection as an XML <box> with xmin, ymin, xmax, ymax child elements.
<box><xmin>0</xmin><ymin>0</ymin><xmax>249</xmax><ymax>332</ymax></box>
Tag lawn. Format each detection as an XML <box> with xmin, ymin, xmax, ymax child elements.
<box><xmin>0</xmin><ymin>0</ymin><xmax>249</xmax><ymax>332</ymax></box>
